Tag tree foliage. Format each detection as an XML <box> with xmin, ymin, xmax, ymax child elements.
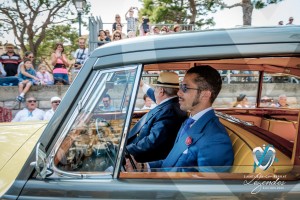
<box><xmin>213</xmin><ymin>0</ymin><xmax>284</xmax><ymax>26</ymax></box>
<box><xmin>140</xmin><ymin>0</ymin><xmax>218</xmax><ymax>29</ymax></box>
<box><xmin>0</xmin><ymin>0</ymin><xmax>89</xmax><ymax>58</ymax></box>
<box><xmin>34</xmin><ymin>25</ymin><xmax>79</xmax><ymax>67</ymax></box>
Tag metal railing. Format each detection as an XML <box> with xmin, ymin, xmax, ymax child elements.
<box><xmin>88</xmin><ymin>16</ymin><xmax>103</xmax><ymax>53</ymax></box>
<box><xmin>88</xmin><ymin>16</ymin><xmax>196</xmax><ymax>52</ymax></box>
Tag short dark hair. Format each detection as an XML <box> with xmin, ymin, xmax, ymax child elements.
<box><xmin>143</xmin><ymin>94</ymin><xmax>149</xmax><ymax>101</ymax></box>
<box><xmin>186</xmin><ymin>65</ymin><xmax>222</xmax><ymax>103</ymax></box>
<box><xmin>103</xmin><ymin>94</ymin><xmax>111</xmax><ymax>100</ymax></box>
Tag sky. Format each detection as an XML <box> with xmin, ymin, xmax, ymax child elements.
<box><xmin>1</xmin><ymin>0</ymin><xmax>300</xmax><ymax>44</ymax></box>
<box><xmin>87</xmin><ymin>0</ymin><xmax>300</xmax><ymax>30</ymax></box>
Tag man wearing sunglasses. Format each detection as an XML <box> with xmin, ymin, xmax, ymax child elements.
<box><xmin>44</xmin><ymin>96</ymin><xmax>61</xmax><ymax>120</ymax></box>
<box><xmin>127</xmin><ymin>72</ymin><xmax>187</xmax><ymax>163</ymax></box>
<box><xmin>127</xmin><ymin>66</ymin><xmax>233</xmax><ymax>172</ymax></box>
<box><xmin>12</xmin><ymin>96</ymin><xmax>45</xmax><ymax>122</ymax></box>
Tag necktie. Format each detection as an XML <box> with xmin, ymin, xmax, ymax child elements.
<box><xmin>179</xmin><ymin>118</ymin><xmax>195</xmax><ymax>138</ymax></box>
<box><xmin>28</xmin><ymin>111</ymin><xmax>33</xmax><ymax>117</ymax></box>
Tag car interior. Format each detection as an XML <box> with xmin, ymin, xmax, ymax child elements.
<box><xmin>51</xmin><ymin>56</ymin><xmax>300</xmax><ymax>181</ymax></box>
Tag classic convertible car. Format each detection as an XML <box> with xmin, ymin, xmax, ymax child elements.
<box><xmin>1</xmin><ymin>26</ymin><xmax>300</xmax><ymax>199</ymax></box>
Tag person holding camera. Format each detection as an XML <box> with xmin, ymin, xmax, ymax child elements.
<box><xmin>73</xmin><ymin>37</ymin><xmax>89</xmax><ymax>75</ymax></box>
<box><xmin>140</xmin><ymin>16</ymin><xmax>150</xmax><ymax>36</ymax></box>
<box><xmin>125</xmin><ymin>7</ymin><xmax>139</xmax><ymax>35</ymax></box>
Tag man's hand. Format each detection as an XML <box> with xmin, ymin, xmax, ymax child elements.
<box><xmin>125</xmin><ymin>154</ymin><xmax>138</xmax><ymax>172</ymax></box>
<box><xmin>139</xmin><ymin>80</ymin><xmax>144</xmax><ymax>87</ymax></box>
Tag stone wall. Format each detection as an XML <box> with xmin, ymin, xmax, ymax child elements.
<box><xmin>0</xmin><ymin>83</ymin><xmax>299</xmax><ymax>119</ymax></box>
<box><xmin>0</xmin><ymin>85</ymin><xmax>68</xmax><ymax>117</ymax></box>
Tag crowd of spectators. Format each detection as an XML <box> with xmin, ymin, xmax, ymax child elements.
<box><xmin>278</xmin><ymin>16</ymin><xmax>296</xmax><ymax>26</ymax></box>
<box><xmin>0</xmin><ymin>11</ymin><xmax>297</xmax><ymax>122</ymax></box>
<box><xmin>12</xmin><ymin>96</ymin><xmax>61</xmax><ymax>122</ymax></box>
<box><xmin>97</xmin><ymin>7</ymin><xmax>188</xmax><ymax>46</ymax></box>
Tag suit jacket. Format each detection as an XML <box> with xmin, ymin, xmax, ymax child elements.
<box><xmin>127</xmin><ymin>95</ymin><xmax>187</xmax><ymax>163</ymax></box>
<box><xmin>149</xmin><ymin>109</ymin><xmax>234</xmax><ymax>172</ymax></box>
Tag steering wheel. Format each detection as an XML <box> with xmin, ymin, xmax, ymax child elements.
<box><xmin>124</xmin><ymin>147</ymin><xmax>137</xmax><ymax>172</ymax></box>
<box><xmin>95</xmin><ymin>118</ymin><xmax>117</xmax><ymax>165</ymax></box>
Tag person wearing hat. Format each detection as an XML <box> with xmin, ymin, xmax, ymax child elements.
<box><xmin>126</xmin><ymin>72</ymin><xmax>187</xmax><ymax>163</ymax></box>
<box><xmin>44</xmin><ymin>96</ymin><xmax>62</xmax><ymax>120</ymax></box>
<box><xmin>0</xmin><ymin>43</ymin><xmax>22</xmax><ymax>86</ymax></box>
<box><xmin>233</xmin><ymin>94</ymin><xmax>249</xmax><ymax>108</ymax></box>
<box><xmin>126</xmin><ymin>66</ymin><xmax>233</xmax><ymax>172</ymax></box>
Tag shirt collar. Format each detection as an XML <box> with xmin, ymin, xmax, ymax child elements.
<box><xmin>190</xmin><ymin>107</ymin><xmax>213</xmax><ymax>121</ymax></box>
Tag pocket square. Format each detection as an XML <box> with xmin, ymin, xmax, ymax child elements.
<box><xmin>183</xmin><ymin>149</ymin><xmax>188</xmax><ymax>154</ymax></box>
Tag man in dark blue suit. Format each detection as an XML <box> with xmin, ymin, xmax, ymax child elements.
<box><xmin>126</xmin><ymin>72</ymin><xmax>187</xmax><ymax>163</ymax></box>
<box><xmin>126</xmin><ymin>66</ymin><xmax>234</xmax><ymax>172</ymax></box>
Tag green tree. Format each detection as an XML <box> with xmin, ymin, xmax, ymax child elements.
<box><xmin>213</xmin><ymin>0</ymin><xmax>284</xmax><ymax>26</ymax></box>
<box><xmin>140</xmin><ymin>0</ymin><xmax>217</xmax><ymax>29</ymax></box>
<box><xmin>0</xmin><ymin>0</ymin><xmax>89</xmax><ymax>57</ymax></box>
<box><xmin>34</xmin><ymin>24</ymin><xmax>79</xmax><ymax>68</ymax></box>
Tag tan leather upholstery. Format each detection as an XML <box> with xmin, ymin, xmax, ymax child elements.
<box><xmin>268</xmin><ymin>120</ymin><xmax>297</xmax><ymax>142</ymax></box>
<box><xmin>260</xmin><ymin>119</ymin><xmax>270</xmax><ymax>131</ymax></box>
<box><xmin>220</xmin><ymin>118</ymin><xmax>293</xmax><ymax>173</ymax></box>
<box><xmin>232</xmin><ymin>114</ymin><xmax>297</xmax><ymax>142</ymax></box>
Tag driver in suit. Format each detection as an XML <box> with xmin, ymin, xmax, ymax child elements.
<box><xmin>126</xmin><ymin>66</ymin><xmax>234</xmax><ymax>172</ymax></box>
<box><xmin>126</xmin><ymin>72</ymin><xmax>187</xmax><ymax>163</ymax></box>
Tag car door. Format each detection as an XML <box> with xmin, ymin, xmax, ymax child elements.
<box><xmin>17</xmin><ymin>64</ymin><xmax>144</xmax><ymax>199</ymax></box>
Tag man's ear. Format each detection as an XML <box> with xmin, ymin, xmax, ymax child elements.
<box><xmin>200</xmin><ymin>90</ymin><xmax>211</xmax><ymax>100</ymax></box>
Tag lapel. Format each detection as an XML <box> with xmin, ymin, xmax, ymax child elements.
<box><xmin>162</xmin><ymin>109</ymin><xmax>216</xmax><ymax>168</ymax></box>
<box><xmin>127</xmin><ymin>97</ymin><xmax>178</xmax><ymax>140</ymax></box>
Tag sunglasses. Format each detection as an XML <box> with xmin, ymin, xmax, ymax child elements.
<box><xmin>52</xmin><ymin>101</ymin><xmax>61</xmax><ymax>104</ymax></box>
<box><xmin>179</xmin><ymin>83</ymin><xmax>201</xmax><ymax>93</ymax></box>
<box><xmin>27</xmin><ymin>100</ymin><xmax>37</xmax><ymax>103</ymax></box>
<box><xmin>116</xmin><ymin>16</ymin><xmax>120</xmax><ymax>18</ymax></box>
<box><xmin>29</xmin><ymin>56</ymin><xmax>34</xmax><ymax>59</ymax></box>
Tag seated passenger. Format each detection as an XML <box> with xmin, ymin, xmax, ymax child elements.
<box><xmin>126</xmin><ymin>72</ymin><xmax>187</xmax><ymax>163</ymax></box>
<box><xmin>126</xmin><ymin>66</ymin><xmax>234</xmax><ymax>172</ymax></box>
<box><xmin>233</xmin><ymin>94</ymin><xmax>249</xmax><ymax>108</ymax></box>
<box><xmin>141</xmin><ymin>94</ymin><xmax>156</xmax><ymax>110</ymax></box>
<box><xmin>12</xmin><ymin>96</ymin><xmax>45</xmax><ymax>122</ymax></box>
<box><xmin>276</xmin><ymin>94</ymin><xmax>289</xmax><ymax>108</ymax></box>
<box><xmin>260</xmin><ymin>96</ymin><xmax>276</xmax><ymax>107</ymax></box>
<box><xmin>100</xmin><ymin>94</ymin><xmax>116</xmax><ymax>111</ymax></box>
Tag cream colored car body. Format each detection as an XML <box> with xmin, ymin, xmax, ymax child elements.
<box><xmin>0</xmin><ymin>121</ymin><xmax>47</xmax><ymax>196</ymax></box>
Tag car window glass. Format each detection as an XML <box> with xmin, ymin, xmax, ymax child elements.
<box><xmin>214</xmin><ymin>70</ymin><xmax>258</xmax><ymax>108</ymax></box>
<box><xmin>53</xmin><ymin>66</ymin><xmax>138</xmax><ymax>175</ymax></box>
<box><xmin>261</xmin><ymin>73</ymin><xmax>300</xmax><ymax>109</ymax></box>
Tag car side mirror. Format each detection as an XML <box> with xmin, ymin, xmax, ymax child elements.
<box><xmin>30</xmin><ymin>143</ymin><xmax>53</xmax><ymax>179</ymax></box>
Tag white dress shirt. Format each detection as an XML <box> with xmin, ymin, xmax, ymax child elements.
<box><xmin>12</xmin><ymin>108</ymin><xmax>45</xmax><ymax>122</ymax></box>
<box><xmin>44</xmin><ymin>109</ymin><xmax>55</xmax><ymax>120</ymax></box>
